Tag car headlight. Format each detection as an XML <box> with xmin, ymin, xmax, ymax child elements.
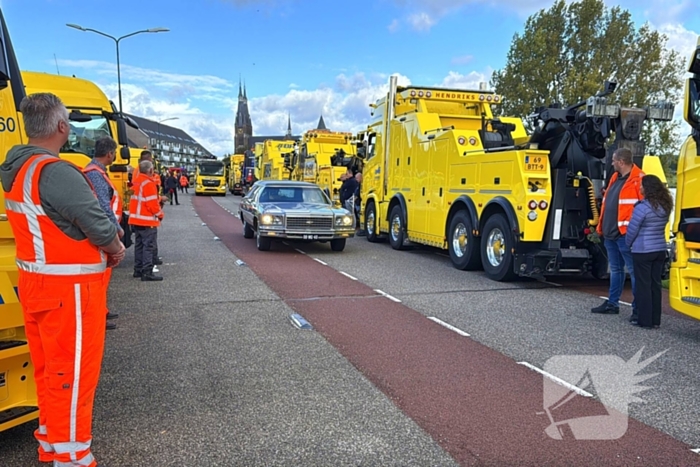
<box><xmin>335</xmin><ymin>215</ymin><xmax>353</xmax><ymax>226</ymax></box>
<box><xmin>261</xmin><ymin>213</ymin><xmax>284</xmax><ymax>225</ymax></box>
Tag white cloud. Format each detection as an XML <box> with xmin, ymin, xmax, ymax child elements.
<box><xmin>654</xmin><ymin>22</ymin><xmax>698</xmax><ymax>57</ymax></box>
<box><xmin>388</xmin><ymin>19</ymin><xmax>400</xmax><ymax>33</ymax></box>
<box><xmin>438</xmin><ymin>70</ymin><xmax>491</xmax><ymax>90</ymax></box>
<box><xmin>407</xmin><ymin>12</ymin><xmax>436</xmax><ymax>31</ymax></box>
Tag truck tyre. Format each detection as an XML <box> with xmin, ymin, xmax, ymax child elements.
<box><xmin>365</xmin><ymin>201</ymin><xmax>381</xmax><ymax>243</ymax></box>
<box><xmin>480</xmin><ymin>213</ymin><xmax>516</xmax><ymax>281</ymax></box>
<box><xmin>448</xmin><ymin>211</ymin><xmax>481</xmax><ymax>270</ymax></box>
<box><xmin>243</xmin><ymin>220</ymin><xmax>254</xmax><ymax>239</ymax></box>
<box><xmin>256</xmin><ymin>231</ymin><xmax>271</xmax><ymax>251</ymax></box>
<box><xmin>389</xmin><ymin>205</ymin><xmax>407</xmax><ymax>250</ymax></box>
<box><xmin>330</xmin><ymin>238</ymin><xmax>346</xmax><ymax>252</ymax></box>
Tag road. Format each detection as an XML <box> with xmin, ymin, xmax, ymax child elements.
<box><xmin>1</xmin><ymin>190</ymin><xmax>698</xmax><ymax>466</ymax></box>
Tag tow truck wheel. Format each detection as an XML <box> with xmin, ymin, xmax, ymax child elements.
<box><xmin>448</xmin><ymin>211</ymin><xmax>481</xmax><ymax>270</ymax></box>
<box><xmin>256</xmin><ymin>231</ymin><xmax>271</xmax><ymax>251</ymax></box>
<box><xmin>365</xmin><ymin>202</ymin><xmax>380</xmax><ymax>243</ymax></box>
<box><xmin>389</xmin><ymin>205</ymin><xmax>407</xmax><ymax>250</ymax></box>
<box><xmin>480</xmin><ymin>213</ymin><xmax>516</xmax><ymax>281</ymax></box>
<box><xmin>243</xmin><ymin>220</ymin><xmax>254</xmax><ymax>239</ymax></box>
<box><xmin>330</xmin><ymin>238</ymin><xmax>346</xmax><ymax>252</ymax></box>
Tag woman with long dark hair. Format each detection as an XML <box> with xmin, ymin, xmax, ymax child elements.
<box><xmin>625</xmin><ymin>175</ymin><xmax>673</xmax><ymax>328</ymax></box>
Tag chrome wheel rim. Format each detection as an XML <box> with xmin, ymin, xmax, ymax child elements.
<box><xmin>391</xmin><ymin>215</ymin><xmax>401</xmax><ymax>242</ymax></box>
<box><xmin>486</xmin><ymin>228</ymin><xmax>505</xmax><ymax>267</ymax></box>
<box><xmin>452</xmin><ymin>223</ymin><xmax>468</xmax><ymax>258</ymax></box>
<box><xmin>367</xmin><ymin>210</ymin><xmax>375</xmax><ymax>236</ymax></box>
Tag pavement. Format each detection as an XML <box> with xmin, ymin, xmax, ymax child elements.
<box><xmin>1</xmin><ymin>190</ymin><xmax>699</xmax><ymax>466</ymax></box>
<box><xmin>0</xmin><ymin>192</ymin><xmax>455</xmax><ymax>467</ymax></box>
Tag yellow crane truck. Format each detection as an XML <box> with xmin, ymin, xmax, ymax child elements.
<box><xmin>228</xmin><ymin>153</ymin><xmax>245</xmax><ymax>195</ymax></box>
<box><xmin>361</xmin><ymin>76</ymin><xmax>673</xmax><ymax>281</ymax></box>
<box><xmin>283</xmin><ymin>128</ymin><xmax>358</xmax><ymax>203</ymax></box>
<box><xmin>259</xmin><ymin>139</ymin><xmax>295</xmax><ymax>181</ymax></box>
<box><xmin>669</xmin><ymin>37</ymin><xmax>700</xmax><ymax>321</ymax></box>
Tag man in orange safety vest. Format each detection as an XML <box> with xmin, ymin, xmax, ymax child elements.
<box><xmin>129</xmin><ymin>159</ymin><xmax>164</xmax><ymax>281</ymax></box>
<box><xmin>1</xmin><ymin>93</ymin><xmax>125</xmax><ymax>466</ymax></box>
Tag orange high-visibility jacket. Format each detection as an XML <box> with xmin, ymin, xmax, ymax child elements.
<box><xmin>83</xmin><ymin>164</ymin><xmax>123</xmax><ymax>224</ymax></box>
<box><xmin>133</xmin><ymin>168</ymin><xmax>162</xmax><ymax>191</ymax></box>
<box><xmin>128</xmin><ymin>173</ymin><xmax>163</xmax><ymax>227</ymax></box>
<box><xmin>180</xmin><ymin>175</ymin><xmax>188</xmax><ymax>187</ymax></box>
<box><xmin>5</xmin><ymin>154</ymin><xmax>107</xmax><ymax>279</ymax></box>
<box><xmin>597</xmin><ymin>164</ymin><xmax>644</xmax><ymax>236</ymax></box>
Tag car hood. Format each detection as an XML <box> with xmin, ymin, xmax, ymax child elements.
<box><xmin>260</xmin><ymin>202</ymin><xmax>347</xmax><ymax>215</ymax></box>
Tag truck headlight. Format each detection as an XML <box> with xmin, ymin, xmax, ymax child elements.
<box><xmin>261</xmin><ymin>213</ymin><xmax>283</xmax><ymax>225</ymax></box>
<box><xmin>335</xmin><ymin>215</ymin><xmax>353</xmax><ymax>226</ymax></box>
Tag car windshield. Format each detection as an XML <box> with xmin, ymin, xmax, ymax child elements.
<box><xmin>61</xmin><ymin>115</ymin><xmax>111</xmax><ymax>157</ymax></box>
<box><xmin>198</xmin><ymin>164</ymin><xmax>224</xmax><ymax>176</ymax></box>
<box><xmin>259</xmin><ymin>186</ymin><xmax>329</xmax><ymax>204</ymax></box>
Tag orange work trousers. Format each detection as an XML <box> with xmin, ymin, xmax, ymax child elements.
<box><xmin>19</xmin><ymin>271</ymin><xmax>108</xmax><ymax>466</ymax></box>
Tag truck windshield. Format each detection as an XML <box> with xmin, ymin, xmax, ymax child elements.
<box><xmin>198</xmin><ymin>164</ymin><xmax>224</xmax><ymax>176</ymax></box>
<box><xmin>61</xmin><ymin>115</ymin><xmax>111</xmax><ymax>157</ymax></box>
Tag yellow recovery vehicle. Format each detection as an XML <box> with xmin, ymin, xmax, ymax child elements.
<box><xmin>669</xmin><ymin>37</ymin><xmax>700</xmax><ymax>321</ymax></box>
<box><xmin>259</xmin><ymin>139</ymin><xmax>295</xmax><ymax>181</ymax></box>
<box><xmin>21</xmin><ymin>71</ymin><xmax>137</xmax><ymax>209</ymax></box>
<box><xmin>195</xmin><ymin>159</ymin><xmax>227</xmax><ymax>196</ymax></box>
<box><xmin>283</xmin><ymin>128</ymin><xmax>358</xmax><ymax>203</ymax></box>
<box><xmin>228</xmin><ymin>153</ymin><xmax>245</xmax><ymax>195</ymax></box>
<box><xmin>0</xmin><ymin>8</ymin><xmax>38</xmax><ymax>432</ymax></box>
<box><xmin>361</xmin><ymin>76</ymin><xmax>673</xmax><ymax>281</ymax></box>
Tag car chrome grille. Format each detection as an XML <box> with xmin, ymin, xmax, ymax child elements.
<box><xmin>202</xmin><ymin>179</ymin><xmax>220</xmax><ymax>187</ymax></box>
<box><xmin>286</xmin><ymin>217</ymin><xmax>333</xmax><ymax>230</ymax></box>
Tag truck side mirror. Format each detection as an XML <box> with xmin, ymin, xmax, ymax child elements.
<box><xmin>120</xmin><ymin>146</ymin><xmax>131</xmax><ymax>164</ymax></box>
<box><xmin>685</xmin><ymin>78</ymin><xmax>700</xmax><ymax>128</ymax></box>
<box><xmin>116</xmin><ymin>119</ymin><xmax>128</xmax><ymax>146</ymax></box>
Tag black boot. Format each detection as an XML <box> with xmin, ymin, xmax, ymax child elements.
<box><xmin>141</xmin><ymin>268</ymin><xmax>163</xmax><ymax>281</ymax></box>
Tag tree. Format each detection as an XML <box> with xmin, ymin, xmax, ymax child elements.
<box><xmin>490</xmin><ymin>0</ymin><xmax>685</xmax><ymax>183</ymax></box>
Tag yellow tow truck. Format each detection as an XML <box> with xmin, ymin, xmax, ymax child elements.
<box><xmin>228</xmin><ymin>154</ymin><xmax>245</xmax><ymax>195</ymax></box>
<box><xmin>669</xmin><ymin>37</ymin><xmax>700</xmax><ymax>321</ymax></box>
<box><xmin>195</xmin><ymin>159</ymin><xmax>227</xmax><ymax>196</ymax></box>
<box><xmin>259</xmin><ymin>139</ymin><xmax>295</xmax><ymax>180</ymax></box>
<box><xmin>361</xmin><ymin>76</ymin><xmax>673</xmax><ymax>281</ymax></box>
<box><xmin>283</xmin><ymin>128</ymin><xmax>358</xmax><ymax>203</ymax></box>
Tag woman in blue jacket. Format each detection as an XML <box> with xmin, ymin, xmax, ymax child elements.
<box><xmin>625</xmin><ymin>175</ymin><xmax>673</xmax><ymax>328</ymax></box>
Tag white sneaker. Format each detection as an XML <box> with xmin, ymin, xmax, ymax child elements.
<box><xmin>153</xmin><ymin>266</ymin><xmax>160</xmax><ymax>273</ymax></box>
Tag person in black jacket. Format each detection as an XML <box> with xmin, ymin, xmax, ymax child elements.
<box><xmin>165</xmin><ymin>171</ymin><xmax>180</xmax><ymax>205</ymax></box>
<box><xmin>339</xmin><ymin>165</ymin><xmax>358</xmax><ymax>211</ymax></box>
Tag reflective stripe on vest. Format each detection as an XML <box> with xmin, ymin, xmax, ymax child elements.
<box><xmin>4</xmin><ymin>155</ymin><xmax>106</xmax><ymax>276</ymax></box>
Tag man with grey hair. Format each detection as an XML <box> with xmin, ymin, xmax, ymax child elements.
<box><xmin>128</xmin><ymin>159</ymin><xmax>164</xmax><ymax>281</ymax></box>
<box><xmin>134</xmin><ymin>149</ymin><xmax>166</xmax><ymax>269</ymax></box>
<box><xmin>1</xmin><ymin>92</ymin><xmax>125</xmax><ymax>466</ymax></box>
<box><xmin>84</xmin><ymin>136</ymin><xmax>123</xmax><ymax>330</ymax></box>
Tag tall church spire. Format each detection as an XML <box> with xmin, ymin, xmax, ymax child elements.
<box><xmin>235</xmin><ymin>77</ymin><xmax>253</xmax><ymax>152</ymax></box>
<box><xmin>238</xmin><ymin>74</ymin><xmax>242</xmax><ymax>99</ymax></box>
<box><xmin>285</xmin><ymin>113</ymin><xmax>292</xmax><ymax>138</ymax></box>
<box><xmin>244</xmin><ymin>81</ymin><xmax>247</xmax><ymax>99</ymax></box>
<box><xmin>317</xmin><ymin>115</ymin><xmax>327</xmax><ymax>131</ymax></box>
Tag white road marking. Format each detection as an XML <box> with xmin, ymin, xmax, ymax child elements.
<box><xmin>427</xmin><ymin>317</ymin><xmax>470</xmax><ymax>337</ymax></box>
<box><xmin>313</xmin><ymin>258</ymin><xmax>328</xmax><ymax>266</ymax></box>
<box><xmin>235</xmin><ymin>260</ymin><xmax>246</xmax><ymax>266</ymax></box>
<box><xmin>598</xmin><ymin>296</ymin><xmax>632</xmax><ymax>307</ymax></box>
<box><xmin>339</xmin><ymin>272</ymin><xmax>358</xmax><ymax>281</ymax></box>
<box><xmin>517</xmin><ymin>361</ymin><xmax>593</xmax><ymax>398</ymax></box>
<box><xmin>374</xmin><ymin>289</ymin><xmax>401</xmax><ymax>303</ymax></box>
<box><xmin>295</xmin><ymin>249</ymin><xmax>306</xmax><ymax>255</ymax></box>
<box><xmin>691</xmin><ymin>448</ymin><xmax>700</xmax><ymax>454</ymax></box>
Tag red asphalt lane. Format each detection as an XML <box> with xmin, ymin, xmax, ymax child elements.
<box><xmin>194</xmin><ymin>196</ymin><xmax>700</xmax><ymax>466</ymax></box>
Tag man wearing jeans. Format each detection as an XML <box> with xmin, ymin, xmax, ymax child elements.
<box><xmin>591</xmin><ymin>148</ymin><xmax>644</xmax><ymax>317</ymax></box>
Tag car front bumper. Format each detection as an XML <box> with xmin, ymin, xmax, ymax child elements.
<box><xmin>258</xmin><ymin>227</ymin><xmax>355</xmax><ymax>240</ymax></box>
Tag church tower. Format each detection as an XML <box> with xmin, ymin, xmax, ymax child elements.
<box><xmin>234</xmin><ymin>78</ymin><xmax>253</xmax><ymax>152</ymax></box>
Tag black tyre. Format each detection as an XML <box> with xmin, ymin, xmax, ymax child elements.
<box><xmin>365</xmin><ymin>201</ymin><xmax>380</xmax><ymax>243</ymax></box>
<box><xmin>256</xmin><ymin>231</ymin><xmax>271</xmax><ymax>251</ymax></box>
<box><xmin>388</xmin><ymin>205</ymin><xmax>407</xmax><ymax>250</ymax></box>
<box><xmin>480</xmin><ymin>213</ymin><xmax>516</xmax><ymax>281</ymax></box>
<box><xmin>448</xmin><ymin>211</ymin><xmax>481</xmax><ymax>270</ymax></box>
<box><xmin>242</xmin><ymin>220</ymin><xmax>254</xmax><ymax>239</ymax></box>
<box><xmin>330</xmin><ymin>238</ymin><xmax>346</xmax><ymax>252</ymax></box>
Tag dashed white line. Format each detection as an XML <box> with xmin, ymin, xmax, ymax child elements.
<box><xmin>598</xmin><ymin>296</ymin><xmax>632</xmax><ymax>307</ymax></box>
<box><xmin>427</xmin><ymin>317</ymin><xmax>470</xmax><ymax>337</ymax></box>
<box><xmin>313</xmin><ymin>258</ymin><xmax>328</xmax><ymax>266</ymax></box>
<box><xmin>295</xmin><ymin>249</ymin><xmax>306</xmax><ymax>255</ymax></box>
<box><xmin>339</xmin><ymin>271</ymin><xmax>358</xmax><ymax>281</ymax></box>
<box><xmin>691</xmin><ymin>448</ymin><xmax>700</xmax><ymax>455</ymax></box>
<box><xmin>374</xmin><ymin>289</ymin><xmax>401</xmax><ymax>303</ymax></box>
<box><xmin>517</xmin><ymin>361</ymin><xmax>593</xmax><ymax>398</ymax></box>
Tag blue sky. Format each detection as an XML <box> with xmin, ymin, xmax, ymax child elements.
<box><xmin>4</xmin><ymin>0</ymin><xmax>699</xmax><ymax>156</ymax></box>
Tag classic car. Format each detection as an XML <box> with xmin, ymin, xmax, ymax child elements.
<box><xmin>238</xmin><ymin>180</ymin><xmax>356</xmax><ymax>251</ymax></box>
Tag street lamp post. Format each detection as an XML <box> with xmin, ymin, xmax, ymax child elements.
<box><xmin>157</xmin><ymin>117</ymin><xmax>179</xmax><ymax>165</ymax></box>
<box><xmin>66</xmin><ymin>24</ymin><xmax>169</xmax><ymax>114</ymax></box>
